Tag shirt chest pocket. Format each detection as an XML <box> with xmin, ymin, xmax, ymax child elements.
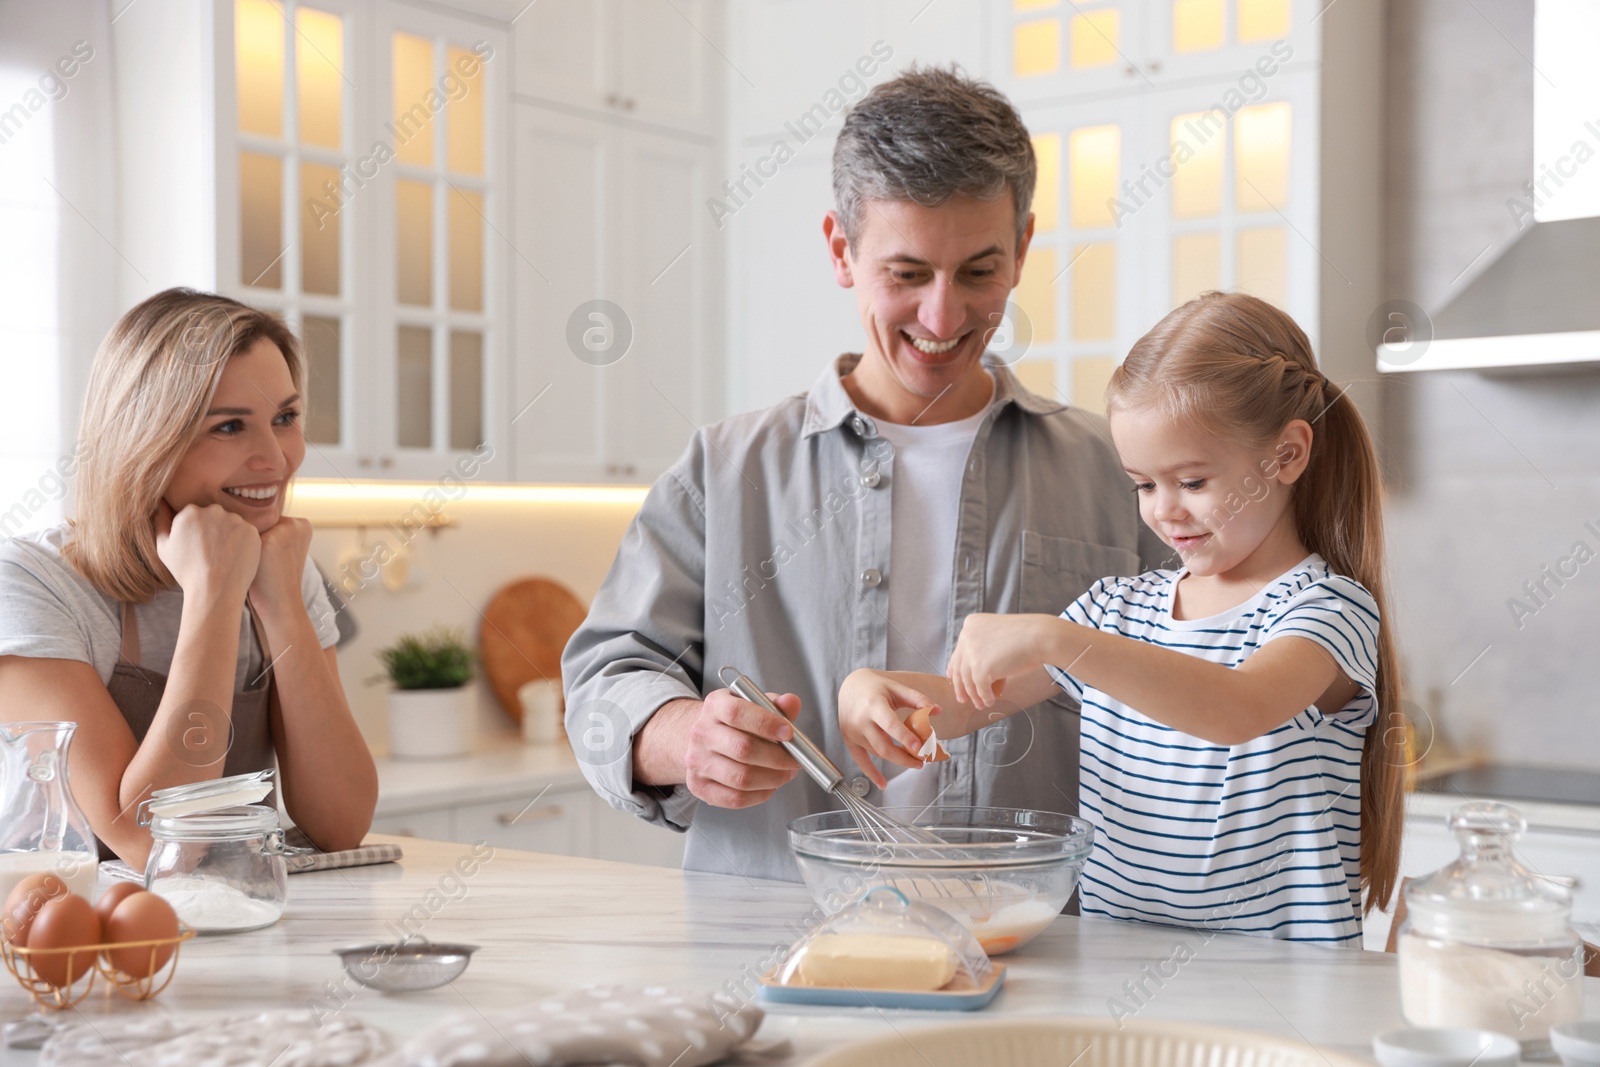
<box><xmin>1019</xmin><ymin>531</ymin><xmax>1142</xmax><ymax>615</ymax></box>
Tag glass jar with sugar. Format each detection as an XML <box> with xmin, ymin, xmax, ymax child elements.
<box><xmin>1397</xmin><ymin>801</ymin><xmax>1583</xmax><ymax>1053</ymax></box>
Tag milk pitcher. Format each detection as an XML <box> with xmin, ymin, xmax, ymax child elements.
<box><xmin>0</xmin><ymin>721</ymin><xmax>101</xmax><ymax>904</ymax></box>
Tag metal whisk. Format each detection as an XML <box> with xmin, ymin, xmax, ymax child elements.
<box><xmin>720</xmin><ymin>666</ymin><xmax>947</xmax><ymax>846</ymax></box>
<box><xmin>721</xmin><ymin>667</ymin><xmax>999</xmax><ymax>910</ymax></box>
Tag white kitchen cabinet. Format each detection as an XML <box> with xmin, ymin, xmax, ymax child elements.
<box><xmin>372</xmin><ymin>786</ymin><xmax>685</xmax><ymax>866</ymax></box>
<box><xmin>453</xmin><ymin>786</ymin><xmax>594</xmax><ymax>856</ymax></box>
<box><xmin>511</xmin><ymin>100</ymin><xmax>719</xmax><ymax>483</ymax></box>
<box><xmin>590</xmin><ymin>798</ymin><xmax>689</xmax><ymax>868</ymax></box>
<box><xmin>512</xmin><ymin>0</ymin><xmax>719</xmax><ymax>137</ymax></box>
<box><xmin>369</xmin><ymin>808</ymin><xmax>455</xmax><ymax>840</ymax></box>
<box><xmin>112</xmin><ymin>0</ymin><xmax>512</xmax><ymax>482</ymax></box>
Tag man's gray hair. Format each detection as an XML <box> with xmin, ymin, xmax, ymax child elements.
<box><xmin>832</xmin><ymin>64</ymin><xmax>1036</xmax><ymax>249</ymax></box>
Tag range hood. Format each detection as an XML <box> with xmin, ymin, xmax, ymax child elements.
<box><xmin>1379</xmin><ymin>0</ymin><xmax>1600</xmax><ymax>373</ymax></box>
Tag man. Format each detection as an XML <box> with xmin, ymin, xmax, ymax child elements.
<box><xmin>563</xmin><ymin>65</ymin><xmax>1167</xmax><ymax>882</ymax></box>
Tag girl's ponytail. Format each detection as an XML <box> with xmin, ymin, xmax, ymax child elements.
<box><xmin>1294</xmin><ymin>382</ymin><xmax>1405</xmax><ymax>913</ymax></box>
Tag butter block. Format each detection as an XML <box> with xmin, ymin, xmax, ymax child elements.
<box><xmin>794</xmin><ymin>934</ymin><xmax>959</xmax><ymax>991</ymax></box>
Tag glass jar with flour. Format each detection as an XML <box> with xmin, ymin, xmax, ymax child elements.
<box><xmin>138</xmin><ymin>771</ymin><xmax>311</xmax><ymax>934</ymax></box>
<box><xmin>1397</xmin><ymin>801</ymin><xmax>1583</xmax><ymax>1052</ymax></box>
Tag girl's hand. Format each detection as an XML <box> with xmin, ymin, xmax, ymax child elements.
<box><xmin>838</xmin><ymin>669</ymin><xmax>938</xmax><ymax>789</ymax></box>
<box><xmin>155</xmin><ymin>500</ymin><xmax>260</xmax><ymax>605</ymax></box>
<box><xmin>249</xmin><ymin>515</ymin><xmax>312</xmax><ymax>622</ymax></box>
<box><xmin>948</xmin><ymin>613</ymin><xmax>1063</xmax><ymax>709</ymax></box>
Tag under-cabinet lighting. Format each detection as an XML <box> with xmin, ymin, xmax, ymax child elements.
<box><xmin>289</xmin><ymin>480</ymin><xmax>649</xmax><ymax>506</ymax></box>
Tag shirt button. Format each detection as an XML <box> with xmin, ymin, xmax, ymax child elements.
<box><xmin>851</xmin><ymin>416</ymin><xmax>867</xmax><ymax>435</ymax></box>
<box><xmin>849</xmin><ymin>776</ymin><xmax>871</xmax><ymax>797</ymax></box>
<box><xmin>860</xmin><ymin>568</ymin><xmax>883</xmax><ymax>589</ymax></box>
<box><xmin>861</xmin><ymin>470</ymin><xmax>882</xmax><ymax>488</ymax></box>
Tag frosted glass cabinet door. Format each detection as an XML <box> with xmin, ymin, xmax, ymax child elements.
<box><xmin>1000</xmin><ymin>96</ymin><xmax>1149</xmax><ymax>415</ymax></box>
<box><xmin>1142</xmin><ymin>0</ymin><xmax>1309</xmax><ymax>84</ymax></box>
<box><xmin>372</xmin><ymin>4</ymin><xmax>506</xmax><ymax>480</ymax></box>
<box><xmin>990</xmin><ymin>0</ymin><xmax>1153</xmax><ymax>104</ymax></box>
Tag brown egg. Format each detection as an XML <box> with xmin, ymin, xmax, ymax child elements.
<box><xmin>2</xmin><ymin>873</ymin><xmax>70</xmax><ymax>946</ymax></box>
<box><xmin>92</xmin><ymin>883</ymin><xmax>143</xmax><ymax>940</ymax></box>
<box><xmin>904</xmin><ymin>706</ymin><xmax>950</xmax><ymax>762</ymax></box>
<box><xmin>25</xmin><ymin>893</ymin><xmax>100</xmax><ymax>989</ymax></box>
<box><xmin>104</xmin><ymin>892</ymin><xmax>179</xmax><ymax>978</ymax></box>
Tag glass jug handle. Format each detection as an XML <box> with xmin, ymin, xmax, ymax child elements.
<box><xmin>28</xmin><ymin>747</ymin><xmax>66</xmax><ymax>851</ymax></box>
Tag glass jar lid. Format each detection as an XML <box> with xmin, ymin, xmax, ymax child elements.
<box><xmin>148</xmin><ymin>803</ymin><xmax>281</xmax><ymax>842</ymax></box>
<box><xmin>137</xmin><ymin>770</ymin><xmax>275</xmax><ymax>826</ymax></box>
<box><xmin>1404</xmin><ymin>801</ymin><xmax>1574</xmax><ymax>944</ymax></box>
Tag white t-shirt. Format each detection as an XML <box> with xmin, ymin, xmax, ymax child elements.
<box><xmin>875</xmin><ymin>403</ymin><xmax>989</xmax><ymax>806</ymax></box>
<box><xmin>0</xmin><ymin>523</ymin><xmax>340</xmax><ymax>690</ymax></box>
<box><xmin>1044</xmin><ymin>553</ymin><xmax>1381</xmax><ymax>944</ymax></box>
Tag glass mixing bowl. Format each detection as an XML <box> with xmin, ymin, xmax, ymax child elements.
<box><xmin>788</xmin><ymin>806</ymin><xmax>1094</xmax><ymax>955</ymax></box>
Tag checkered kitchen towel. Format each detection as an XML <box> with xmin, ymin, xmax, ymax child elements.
<box><xmin>283</xmin><ymin>829</ymin><xmax>404</xmax><ymax>873</ymax></box>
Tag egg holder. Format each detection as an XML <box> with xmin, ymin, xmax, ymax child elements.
<box><xmin>1</xmin><ymin>926</ymin><xmax>196</xmax><ymax>1010</ymax></box>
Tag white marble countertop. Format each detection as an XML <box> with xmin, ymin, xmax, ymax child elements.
<box><xmin>13</xmin><ymin>836</ymin><xmax>1595</xmax><ymax>1065</ymax></box>
<box><xmin>373</xmin><ymin>736</ymin><xmax>588</xmax><ymax>816</ymax></box>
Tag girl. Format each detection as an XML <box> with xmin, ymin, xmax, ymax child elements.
<box><xmin>0</xmin><ymin>288</ymin><xmax>378</xmax><ymax>869</ymax></box>
<box><xmin>839</xmin><ymin>291</ymin><xmax>1404</xmax><ymax>945</ymax></box>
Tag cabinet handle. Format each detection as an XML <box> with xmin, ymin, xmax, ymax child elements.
<box><xmin>605</xmin><ymin>463</ymin><xmax>637</xmax><ymax>477</ymax></box>
<box><xmin>1124</xmin><ymin>64</ymin><xmax>1137</xmax><ymax>76</ymax></box>
<box><xmin>499</xmin><ymin>804</ymin><xmax>563</xmax><ymax>825</ymax></box>
<box><xmin>359</xmin><ymin>456</ymin><xmax>373</xmax><ymax>468</ymax></box>
<box><xmin>380</xmin><ymin>456</ymin><xmax>393</xmax><ymax>469</ymax></box>
<box><xmin>1147</xmin><ymin>60</ymin><xmax>1162</xmax><ymax>73</ymax></box>
<box><xmin>623</xmin><ymin>97</ymin><xmax>636</xmax><ymax>112</ymax></box>
<box><xmin>605</xmin><ymin>92</ymin><xmax>620</xmax><ymax>107</ymax></box>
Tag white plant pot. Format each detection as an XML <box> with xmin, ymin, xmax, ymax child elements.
<box><xmin>387</xmin><ymin>686</ymin><xmax>475</xmax><ymax>759</ymax></box>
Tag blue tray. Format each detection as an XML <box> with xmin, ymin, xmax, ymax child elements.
<box><xmin>758</xmin><ymin>963</ymin><xmax>1005</xmax><ymax>1011</ymax></box>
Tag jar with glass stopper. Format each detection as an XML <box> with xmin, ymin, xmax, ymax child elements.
<box><xmin>1396</xmin><ymin>801</ymin><xmax>1583</xmax><ymax>1052</ymax></box>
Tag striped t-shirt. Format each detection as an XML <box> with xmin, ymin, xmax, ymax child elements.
<box><xmin>1043</xmin><ymin>553</ymin><xmax>1379</xmax><ymax>946</ymax></box>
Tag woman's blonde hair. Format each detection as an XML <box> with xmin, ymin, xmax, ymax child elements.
<box><xmin>64</xmin><ymin>288</ymin><xmax>304</xmax><ymax>603</ymax></box>
<box><xmin>1106</xmin><ymin>291</ymin><xmax>1405</xmax><ymax>913</ymax></box>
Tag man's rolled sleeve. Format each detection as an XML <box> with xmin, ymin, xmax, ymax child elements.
<box><xmin>561</xmin><ymin>441</ymin><xmax>709</xmax><ymax>831</ymax></box>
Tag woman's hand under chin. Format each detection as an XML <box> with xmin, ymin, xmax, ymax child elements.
<box><xmin>155</xmin><ymin>499</ymin><xmax>261</xmax><ymax>605</ymax></box>
<box><xmin>248</xmin><ymin>515</ymin><xmax>312</xmax><ymax>622</ymax></box>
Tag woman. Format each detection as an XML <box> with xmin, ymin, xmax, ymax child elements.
<box><xmin>0</xmin><ymin>288</ymin><xmax>377</xmax><ymax>869</ymax></box>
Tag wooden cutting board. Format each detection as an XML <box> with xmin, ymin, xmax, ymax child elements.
<box><xmin>479</xmin><ymin>577</ymin><xmax>588</xmax><ymax>723</ymax></box>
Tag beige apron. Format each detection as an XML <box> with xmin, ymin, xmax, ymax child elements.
<box><xmin>102</xmin><ymin>602</ymin><xmax>278</xmax><ymax>861</ymax></box>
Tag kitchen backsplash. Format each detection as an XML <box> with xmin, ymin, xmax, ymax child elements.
<box><xmin>295</xmin><ymin>489</ymin><xmax>643</xmax><ymax>746</ymax></box>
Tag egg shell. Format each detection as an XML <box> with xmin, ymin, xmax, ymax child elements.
<box><xmin>25</xmin><ymin>893</ymin><xmax>100</xmax><ymax>989</ymax></box>
<box><xmin>904</xmin><ymin>706</ymin><xmax>950</xmax><ymax>762</ymax></box>
<box><xmin>93</xmin><ymin>882</ymin><xmax>144</xmax><ymax>939</ymax></box>
<box><xmin>104</xmin><ymin>891</ymin><xmax>179</xmax><ymax>978</ymax></box>
<box><xmin>3</xmin><ymin>873</ymin><xmax>71</xmax><ymax>946</ymax></box>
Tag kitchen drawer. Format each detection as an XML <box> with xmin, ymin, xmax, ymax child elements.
<box><xmin>368</xmin><ymin>809</ymin><xmax>454</xmax><ymax>841</ymax></box>
<box><xmin>452</xmin><ymin>787</ymin><xmax>593</xmax><ymax>857</ymax></box>
<box><xmin>592</xmin><ymin>799</ymin><xmax>685</xmax><ymax>868</ymax></box>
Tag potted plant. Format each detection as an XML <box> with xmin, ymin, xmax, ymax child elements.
<box><xmin>375</xmin><ymin>626</ymin><xmax>477</xmax><ymax>759</ymax></box>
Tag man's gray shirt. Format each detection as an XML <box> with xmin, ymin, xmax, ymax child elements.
<box><xmin>562</xmin><ymin>353</ymin><xmax>1169</xmax><ymax>882</ymax></box>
